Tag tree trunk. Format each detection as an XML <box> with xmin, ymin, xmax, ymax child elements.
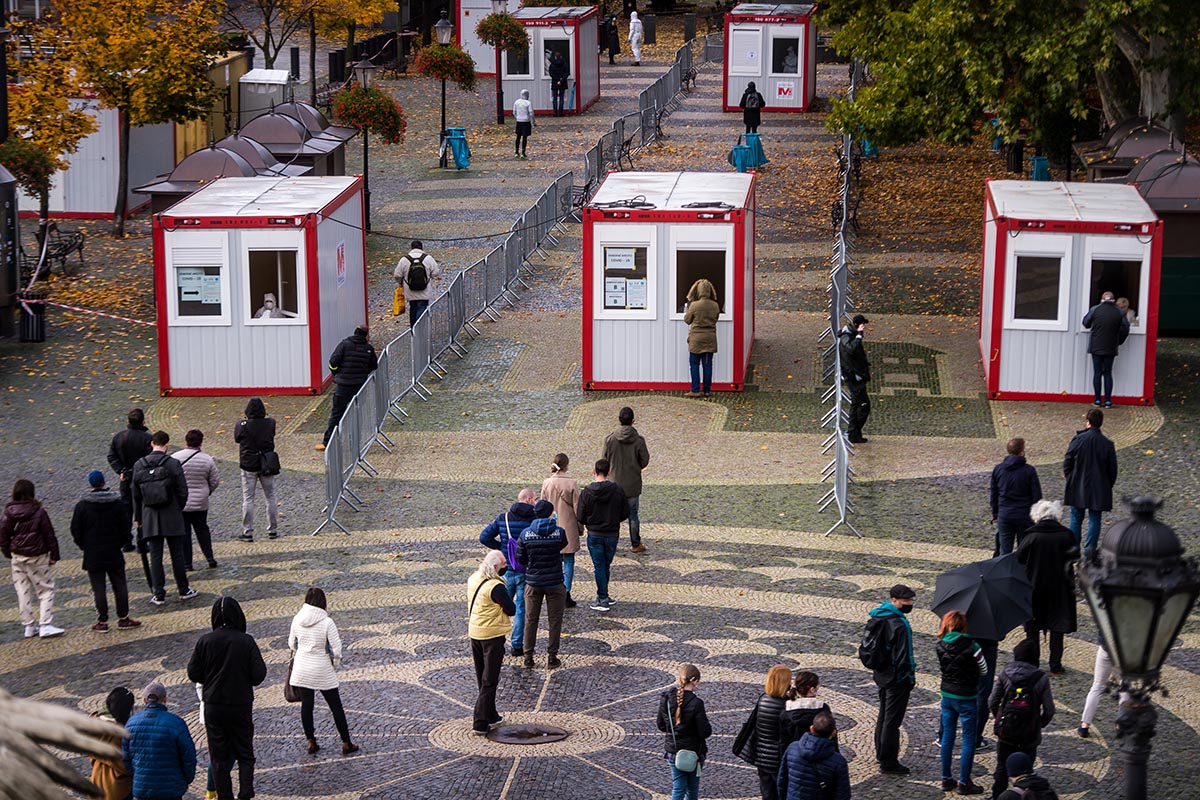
<box><xmin>346</xmin><ymin>23</ymin><xmax>356</xmax><ymax>53</ymax></box>
<box><xmin>113</xmin><ymin>109</ymin><xmax>129</xmax><ymax>237</ymax></box>
<box><xmin>37</xmin><ymin>191</ymin><xmax>49</xmax><ymax>249</ymax></box>
<box><xmin>309</xmin><ymin>12</ymin><xmax>318</xmax><ymax>104</ymax></box>
<box><xmin>1095</xmin><ymin>66</ymin><xmax>1133</xmax><ymax>129</ymax></box>
<box><xmin>1139</xmin><ymin>33</ymin><xmax>1184</xmax><ymax>139</ymax></box>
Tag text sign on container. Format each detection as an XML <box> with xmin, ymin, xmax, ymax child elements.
<box><xmin>178</xmin><ymin>268</ymin><xmax>203</xmax><ymax>301</ymax></box>
<box><xmin>336</xmin><ymin>240</ymin><xmax>347</xmax><ymax>288</ymax></box>
<box><xmin>605</xmin><ymin>248</ymin><xmax>636</xmax><ymax>269</ymax></box>
<box><xmin>776</xmin><ymin>82</ymin><xmax>794</xmax><ymax>99</ymax></box>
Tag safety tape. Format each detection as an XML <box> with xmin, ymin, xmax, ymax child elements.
<box><xmin>18</xmin><ymin>297</ymin><xmax>155</xmax><ymax>327</ymax></box>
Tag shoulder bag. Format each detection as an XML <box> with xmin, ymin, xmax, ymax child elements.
<box><xmin>284</xmin><ymin>656</ymin><xmax>302</xmax><ymax>703</ymax></box>
<box><xmin>258</xmin><ymin>449</ymin><xmax>281</xmax><ymax>477</ymax></box>
<box><xmin>504</xmin><ymin>514</ymin><xmax>526</xmax><ymax>574</ymax></box>
<box><xmin>732</xmin><ymin>695</ymin><xmax>760</xmax><ymax>765</ymax></box>
<box><xmin>668</xmin><ymin>693</ymin><xmax>701</xmax><ymax>774</ymax></box>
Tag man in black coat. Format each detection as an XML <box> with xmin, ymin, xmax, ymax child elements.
<box><xmin>107</xmin><ymin>408</ymin><xmax>152</xmax><ymax>514</ymax></box>
<box><xmin>867</xmin><ymin>584</ymin><xmax>916</xmax><ymax>775</ymax></box>
<box><xmin>71</xmin><ymin>470</ymin><xmax>140</xmax><ymax>632</ymax></box>
<box><xmin>515</xmin><ymin>500</ymin><xmax>567</xmax><ymax>669</ymax></box>
<box><xmin>838</xmin><ymin>314</ymin><xmax>871</xmax><ymax>444</ymax></box>
<box><xmin>1062</xmin><ymin>408</ymin><xmax>1118</xmax><ymax>558</ymax></box>
<box><xmin>576</xmin><ymin>459</ymin><xmax>628</xmax><ymax>613</ymax></box>
<box><xmin>990</xmin><ymin>437</ymin><xmax>1043</xmax><ymax>555</ymax></box>
<box><xmin>1082</xmin><ymin>291</ymin><xmax>1130</xmax><ymax>407</ymax></box>
<box><xmin>319</xmin><ymin>325</ymin><xmax>378</xmax><ymax>450</ymax></box>
<box><xmin>1016</xmin><ymin>500</ymin><xmax>1077</xmax><ymax>674</ymax></box>
<box><xmin>131</xmin><ymin>431</ymin><xmax>194</xmax><ymax>606</ymax></box>
<box><xmin>188</xmin><ymin>596</ymin><xmax>267</xmax><ymax>800</ymax></box>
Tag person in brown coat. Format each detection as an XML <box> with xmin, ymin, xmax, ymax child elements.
<box><xmin>90</xmin><ymin>687</ymin><xmax>135</xmax><ymax>800</ymax></box>
<box><xmin>684</xmin><ymin>278</ymin><xmax>720</xmax><ymax>398</ymax></box>
<box><xmin>541</xmin><ymin>453</ymin><xmax>581</xmax><ymax>608</ymax></box>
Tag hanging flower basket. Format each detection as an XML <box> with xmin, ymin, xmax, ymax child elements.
<box><xmin>0</xmin><ymin>139</ymin><xmax>56</xmax><ymax>200</ymax></box>
<box><xmin>332</xmin><ymin>86</ymin><xmax>407</xmax><ymax>145</ymax></box>
<box><xmin>413</xmin><ymin>43</ymin><xmax>477</xmax><ymax>91</ymax></box>
<box><xmin>476</xmin><ymin>13</ymin><xmax>529</xmax><ymax>56</ymax></box>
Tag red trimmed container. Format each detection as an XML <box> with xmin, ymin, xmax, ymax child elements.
<box><xmin>723</xmin><ymin>3</ymin><xmax>818</xmax><ymax>113</ymax></box>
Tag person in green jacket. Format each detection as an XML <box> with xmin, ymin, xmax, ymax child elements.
<box><xmin>684</xmin><ymin>279</ymin><xmax>719</xmax><ymax>398</ymax></box>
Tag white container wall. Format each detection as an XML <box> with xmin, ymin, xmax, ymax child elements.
<box><xmin>723</xmin><ymin>3</ymin><xmax>818</xmax><ymax>112</ymax></box>
<box><xmin>458</xmin><ymin>0</ymin><xmax>495</xmax><ymax>73</ymax></box>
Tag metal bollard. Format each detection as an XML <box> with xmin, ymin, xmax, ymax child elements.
<box><xmin>644</xmin><ymin>13</ymin><xmax>656</xmax><ymax>43</ymax></box>
<box><xmin>683</xmin><ymin>13</ymin><xmax>696</xmax><ymax>42</ymax></box>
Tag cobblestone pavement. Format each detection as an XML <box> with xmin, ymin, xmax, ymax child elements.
<box><xmin>2</xmin><ymin>41</ymin><xmax>1200</xmax><ymax>800</ymax></box>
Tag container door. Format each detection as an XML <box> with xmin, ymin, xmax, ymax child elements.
<box><xmin>539</xmin><ymin>34</ymin><xmax>572</xmax><ymax>112</ymax></box>
<box><xmin>765</xmin><ymin>24</ymin><xmax>805</xmax><ymax>108</ymax></box>
<box><xmin>1078</xmin><ymin>234</ymin><xmax>1151</xmax><ymax>397</ymax></box>
<box><xmin>669</xmin><ymin>224</ymin><xmax>734</xmax><ymax>384</ymax></box>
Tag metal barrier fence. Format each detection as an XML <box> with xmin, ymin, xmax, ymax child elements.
<box><xmin>704</xmin><ymin>33</ymin><xmax>723</xmax><ymax>63</ymax></box>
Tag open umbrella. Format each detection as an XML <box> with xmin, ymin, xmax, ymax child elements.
<box><xmin>931</xmin><ymin>554</ymin><xmax>1033</xmax><ymax>641</ymax></box>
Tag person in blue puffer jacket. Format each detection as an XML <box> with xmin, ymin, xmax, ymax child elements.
<box><xmin>123</xmin><ymin>681</ymin><xmax>196</xmax><ymax>800</ymax></box>
<box><xmin>777</xmin><ymin>711</ymin><xmax>850</xmax><ymax>800</ymax></box>
<box><xmin>479</xmin><ymin>489</ymin><xmax>538</xmax><ymax>658</ymax></box>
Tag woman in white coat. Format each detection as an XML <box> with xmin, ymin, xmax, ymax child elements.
<box><xmin>628</xmin><ymin>11</ymin><xmax>644</xmax><ymax>66</ymax></box>
<box><xmin>289</xmin><ymin>587</ymin><xmax>358</xmax><ymax>755</ymax></box>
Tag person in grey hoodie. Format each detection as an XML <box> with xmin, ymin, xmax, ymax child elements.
<box><xmin>71</xmin><ymin>470</ymin><xmax>140</xmax><ymax>633</ymax></box>
<box><xmin>173</xmin><ymin>429</ymin><xmax>220</xmax><ymax>570</ymax></box>
<box><xmin>988</xmin><ymin>639</ymin><xmax>1054</xmax><ymax>797</ymax></box>
<box><xmin>602</xmin><ymin>406</ymin><xmax>650</xmax><ymax>552</ymax></box>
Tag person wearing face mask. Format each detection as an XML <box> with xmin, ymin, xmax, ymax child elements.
<box><xmin>867</xmin><ymin>584</ymin><xmax>917</xmax><ymax>775</ymax></box>
<box><xmin>467</xmin><ymin>550</ymin><xmax>516</xmax><ymax>735</ymax></box>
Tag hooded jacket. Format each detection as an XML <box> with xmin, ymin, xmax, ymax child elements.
<box><xmin>479</xmin><ymin>501</ymin><xmax>537</xmax><ymax>551</ymax></box>
<box><xmin>575</xmin><ymin>480</ymin><xmax>629</xmax><ymax>535</ymax></box>
<box><xmin>998</xmin><ymin>772</ymin><xmax>1059</xmax><ymax>800</ymax></box>
<box><xmin>107</xmin><ymin>423</ymin><xmax>152</xmax><ymax>485</ymax></box>
<box><xmin>187</xmin><ymin>597</ymin><xmax>267</xmax><ymax>706</ymax></box>
<box><xmin>990</xmin><ymin>455</ymin><xmax>1043</xmax><ymax>522</ymax></box>
<box><xmin>779</xmin><ymin>697</ymin><xmax>832</xmax><ymax>748</ymax></box>
<box><xmin>739</xmin><ymin>83</ymin><xmax>766</xmax><ymax>125</ymax></box>
<box><xmin>1082</xmin><ymin>300</ymin><xmax>1129</xmax><ymax>356</ymax></box>
<box><xmin>868</xmin><ymin>602</ymin><xmax>915</xmax><ymax>687</ymax></box>
<box><xmin>1016</xmin><ymin>519</ymin><xmax>1078</xmax><ymax>634</ymax></box>
<box><xmin>328</xmin><ymin>330</ymin><xmax>378</xmax><ymax>389</ymax></box>
<box><xmin>288</xmin><ymin>603</ymin><xmax>343</xmax><ymax>691</ymax></box>
<box><xmin>548</xmin><ymin>51</ymin><xmax>570</xmax><ymax>87</ymax></box>
<box><xmin>1062</xmin><ymin>426</ymin><xmax>1118</xmax><ymax>512</ymax></box>
<box><xmin>988</xmin><ymin>659</ymin><xmax>1054</xmax><ymax>745</ymax></box>
<box><xmin>937</xmin><ymin>631</ymin><xmax>983</xmax><ymax>698</ymax></box>
<box><xmin>657</xmin><ymin>689</ymin><xmax>712</xmax><ymax>760</ymax></box>
<box><xmin>70</xmin><ymin>489</ymin><xmax>131</xmax><ymax>571</ymax></box>
<box><xmin>777</xmin><ymin>732</ymin><xmax>851</xmax><ymax>800</ymax></box>
<box><xmin>603</xmin><ymin>425</ymin><xmax>650</xmax><ymax>498</ymax></box>
<box><xmin>131</xmin><ymin>452</ymin><xmax>188</xmax><ymax>538</ymax></box>
<box><xmin>123</xmin><ymin>701</ymin><xmax>196</xmax><ymax>800</ymax></box>
<box><xmin>234</xmin><ymin>398</ymin><xmax>277</xmax><ymax>473</ymax></box>
<box><xmin>0</xmin><ymin>500</ymin><xmax>59</xmax><ymax>560</ymax></box>
<box><xmin>516</xmin><ymin>516</ymin><xmax>567</xmax><ymax>588</ymax></box>
<box><xmin>684</xmin><ymin>279</ymin><xmax>720</xmax><ymax>354</ymax></box>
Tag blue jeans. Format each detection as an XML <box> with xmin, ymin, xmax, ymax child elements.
<box><xmin>627</xmin><ymin>496</ymin><xmax>642</xmax><ymax>548</ymax></box>
<box><xmin>1070</xmin><ymin>507</ymin><xmax>1102</xmax><ymax>555</ymax></box>
<box><xmin>504</xmin><ymin>570</ymin><xmax>526</xmax><ymax>649</ymax></box>
<box><xmin>1091</xmin><ymin>353</ymin><xmax>1115</xmax><ymax>403</ymax></box>
<box><xmin>667</xmin><ymin>755</ymin><xmax>700</xmax><ymax>800</ymax></box>
<box><xmin>689</xmin><ymin>352</ymin><xmax>713</xmax><ymax>393</ymax></box>
<box><xmin>587</xmin><ymin>534</ymin><xmax>617</xmax><ymax>601</ymax></box>
<box><xmin>940</xmin><ymin>696</ymin><xmax>978</xmax><ymax>785</ymax></box>
<box><xmin>996</xmin><ymin>518</ymin><xmax>1028</xmax><ymax>555</ymax></box>
<box><xmin>562</xmin><ymin>553</ymin><xmax>575</xmax><ymax>593</ymax></box>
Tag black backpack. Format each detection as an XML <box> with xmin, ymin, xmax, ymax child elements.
<box><xmin>858</xmin><ymin>615</ymin><xmax>892</xmax><ymax>671</ymax></box>
<box><xmin>137</xmin><ymin>454</ymin><xmax>176</xmax><ymax>509</ymax></box>
<box><xmin>993</xmin><ymin>672</ymin><xmax>1043</xmax><ymax>743</ymax></box>
<box><xmin>744</xmin><ymin>92</ymin><xmax>761</xmax><ymax>109</ymax></box>
<box><xmin>405</xmin><ymin>253</ymin><xmax>430</xmax><ymax>291</ymax></box>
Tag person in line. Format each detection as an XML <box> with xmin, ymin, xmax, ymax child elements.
<box><xmin>750</xmin><ymin>664</ymin><xmax>791</xmax><ymax>800</ymax></box>
<box><xmin>1115</xmin><ymin>296</ymin><xmax>1137</xmax><ymax>327</ymax></box>
<box><xmin>394</xmin><ymin>240</ymin><xmax>440</xmax><ymax>329</ymax></box>
<box><xmin>289</xmin><ymin>587</ymin><xmax>358</xmax><ymax>756</ymax></box>
<box><xmin>106</xmin><ymin>408</ymin><xmax>152</xmax><ymax>528</ymax></box>
<box><xmin>684</xmin><ymin>278</ymin><xmax>719</xmax><ymax>398</ymax></box>
<box><xmin>603</xmin><ymin>406</ymin><xmax>650</xmax><ymax>552</ymax></box>
<box><xmin>936</xmin><ymin>610</ymin><xmax>987</xmax><ymax>795</ymax></box>
<box><xmin>1</xmin><ymin>479</ymin><xmax>65</xmax><ymax>639</ymax></box>
<box><xmin>513</xmin><ymin>89</ymin><xmax>534</xmax><ymax>159</ymax></box>
<box><xmin>90</xmin><ymin>686</ymin><xmax>135</xmax><ymax>800</ymax></box>
<box><xmin>739</xmin><ymin>82</ymin><xmax>766</xmax><ymax>134</ymax></box>
<box><xmin>628</xmin><ymin>11</ymin><xmax>644</xmax><ymax>65</ymax></box>
<box><xmin>479</xmin><ymin>488</ymin><xmax>538</xmax><ymax>656</ymax></box>
<box><xmin>173</xmin><ymin>429</ymin><xmax>220</xmax><ymax>570</ymax></box>
<box><xmin>516</xmin><ymin>500</ymin><xmax>567</xmax><ymax>669</ymax></box>
<box><xmin>1078</xmin><ymin>644</ymin><xmax>1117</xmax><ymax>738</ymax></box>
<box><xmin>319</xmin><ymin>325</ymin><xmax>378</xmax><ymax>451</ymax></box>
<box><xmin>1016</xmin><ymin>500</ymin><xmax>1077</xmax><ymax>675</ymax></box>
<box><xmin>132</xmin><ymin>432</ymin><xmax>196</xmax><ymax>606</ymax></box>
<box><xmin>188</xmin><ymin>597</ymin><xmax>268</xmax><ymax>800</ymax></box>
<box><xmin>468</xmin><ymin>550</ymin><xmax>516</xmax><ymax>735</ymax></box>
<box><xmin>989</xmin><ymin>437</ymin><xmax>1042</xmax><ymax>555</ymax></box>
<box><xmin>235</xmin><ymin>398</ymin><xmax>279</xmax><ymax>541</ymax></box>
<box><xmin>779</xmin><ymin>671</ymin><xmax>831</xmax><ymax>749</ymax></box>
<box><xmin>548</xmin><ymin>50</ymin><xmax>570</xmax><ymax>116</ymax></box>
<box><xmin>838</xmin><ymin>314</ymin><xmax>871</xmax><ymax>444</ymax></box>
<box><xmin>71</xmin><ymin>470</ymin><xmax>140</xmax><ymax>633</ymax></box>
<box><xmin>988</xmin><ymin>639</ymin><xmax>1054</xmax><ymax>797</ymax></box>
<box><xmin>997</xmin><ymin>752</ymin><xmax>1059</xmax><ymax>800</ymax></box>
<box><xmin>1081</xmin><ymin>290</ymin><xmax>1130</xmax><ymax>407</ymax></box>
<box><xmin>123</xmin><ymin>682</ymin><xmax>196</xmax><ymax>800</ymax></box>
<box><xmin>868</xmin><ymin>584</ymin><xmax>916</xmax><ymax>775</ymax></box>
<box><xmin>1062</xmin><ymin>408</ymin><xmax>1118</xmax><ymax>558</ymax></box>
<box><xmin>777</xmin><ymin>711</ymin><xmax>851</xmax><ymax>800</ymax></box>
<box><xmin>576</xmin><ymin>459</ymin><xmax>629</xmax><ymax>612</ymax></box>
<box><xmin>657</xmin><ymin>663</ymin><xmax>711</xmax><ymax>800</ymax></box>
<box><xmin>540</xmin><ymin>453</ymin><xmax>581</xmax><ymax>608</ymax></box>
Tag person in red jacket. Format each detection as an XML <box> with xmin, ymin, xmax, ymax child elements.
<box><xmin>0</xmin><ymin>479</ymin><xmax>64</xmax><ymax>638</ymax></box>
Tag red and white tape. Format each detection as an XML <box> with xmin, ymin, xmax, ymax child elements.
<box><xmin>19</xmin><ymin>296</ymin><xmax>154</xmax><ymax>328</ymax></box>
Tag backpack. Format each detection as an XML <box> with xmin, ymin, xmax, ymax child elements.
<box><xmin>405</xmin><ymin>253</ymin><xmax>430</xmax><ymax>291</ymax></box>
<box><xmin>993</xmin><ymin>672</ymin><xmax>1043</xmax><ymax>743</ymax></box>
<box><xmin>744</xmin><ymin>92</ymin><xmax>761</xmax><ymax>110</ymax></box>
<box><xmin>137</xmin><ymin>455</ymin><xmax>176</xmax><ymax>509</ymax></box>
<box><xmin>858</xmin><ymin>615</ymin><xmax>892</xmax><ymax>671</ymax></box>
<box><xmin>503</xmin><ymin>515</ymin><xmax>526</xmax><ymax>574</ymax></box>
<box><xmin>1006</xmin><ymin>784</ymin><xmax>1059</xmax><ymax>800</ymax></box>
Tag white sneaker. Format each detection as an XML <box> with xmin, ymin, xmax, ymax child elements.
<box><xmin>24</xmin><ymin>625</ymin><xmax>38</xmax><ymax>638</ymax></box>
<box><xmin>38</xmin><ymin>624</ymin><xmax>65</xmax><ymax>638</ymax></box>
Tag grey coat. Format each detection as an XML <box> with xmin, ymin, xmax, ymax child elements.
<box><xmin>174</xmin><ymin>448</ymin><xmax>220</xmax><ymax>512</ymax></box>
<box><xmin>132</xmin><ymin>452</ymin><xmax>188</xmax><ymax>538</ymax></box>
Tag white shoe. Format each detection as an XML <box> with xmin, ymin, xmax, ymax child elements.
<box><xmin>38</xmin><ymin>624</ymin><xmax>65</xmax><ymax>638</ymax></box>
<box><xmin>24</xmin><ymin>625</ymin><xmax>38</xmax><ymax>638</ymax></box>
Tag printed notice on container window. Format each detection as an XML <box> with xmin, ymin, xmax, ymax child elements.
<box><xmin>626</xmin><ymin>278</ymin><xmax>647</xmax><ymax>309</ymax></box>
<box><xmin>177</xmin><ymin>268</ymin><xmax>203</xmax><ymax>302</ymax></box>
<box><xmin>605</xmin><ymin>277</ymin><xmax>627</xmax><ymax>309</ymax></box>
<box><xmin>602</xmin><ymin>245</ymin><xmax>648</xmax><ymax>310</ymax></box>
<box><xmin>605</xmin><ymin>248</ymin><xmax>636</xmax><ymax>270</ymax></box>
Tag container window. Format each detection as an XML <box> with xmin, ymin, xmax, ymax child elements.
<box><xmin>603</xmin><ymin>246</ymin><xmax>648</xmax><ymax>310</ymax></box>
<box><xmin>1012</xmin><ymin>255</ymin><xmax>1062</xmax><ymax>321</ymax></box>
<box><xmin>675</xmin><ymin>250</ymin><xmax>726</xmax><ymax>314</ymax></box>
<box><xmin>247</xmin><ymin>250</ymin><xmax>300</xmax><ymax>320</ymax></box>
<box><xmin>1089</xmin><ymin>259</ymin><xmax>1141</xmax><ymax>326</ymax></box>
<box><xmin>729</xmin><ymin>28</ymin><xmax>762</xmax><ymax>75</ymax></box>
<box><xmin>176</xmin><ymin>266</ymin><xmax>223</xmax><ymax>317</ymax></box>
<box><xmin>542</xmin><ymin>39</ymin><xmax>570</xmax><ymax>77</ymax></box>
<box><xmin>771</xmin><ymin>37</ymin><xmax>800</xmax><ymax>74</ymax></box>
<box><xmin>507</xmin><ymin>48</ymin><xmax>530</xmax><ymax>77</ymax></box>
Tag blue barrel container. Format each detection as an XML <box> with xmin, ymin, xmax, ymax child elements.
<box><xmin>744</xmin><ymin>133</ymin><xmax>768</xmax><ymax>168</ymax></box>
<box><xmin>445</xmin><ymin>127</ymin><xmax>470</xmax><ymax>170</ymax></box>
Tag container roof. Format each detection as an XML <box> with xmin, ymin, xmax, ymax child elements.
<box><xmin>274</xmin><ymin>101</ymin><xmax>358</xmax><ymax>143</ymax></box>
<box><xmin>162</xmin><ymin>176</ymin><xmax>358</xmax><ymax>218</ymax></box>
<box><xmin>988</xmin><ymin>180</ymin><xmax>1156</xmax><ymax>224</ymax></box>
<box><xmin>730</xmin><ymin>3</ymin><xmax>817</xmax><ymax>17</ymax></box>
<box><xmin>589</xmin><ymin>172</ymin><xmax>754</xmax><ymax>211</ymax></box>
<box><xmin>513</xmin><ymin>6</ymin><xmax>592</xmax><ymax>19</ymax></box>
<box><xmin>1123</xmin><ymin>151</ymin><xmax>1200</xmax><ymax>211</ymax></box>
<box><xmin>239</xmin><ymin>112</ymin><xmax>341</xmax><ymax>155</ymax></box>
<box><xmin>240</xmin><ymin>68</ymin><xmax>292</xmax><ymax>85</ymax></box>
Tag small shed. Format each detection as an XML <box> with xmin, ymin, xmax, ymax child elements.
<box><xmin>501</xmin><ymin>7</ymin><xmax>600</xmax><ymax>116</ymax></box>
<box><xmin>238</xmin><ymin>112</ymin><xmax>343</xmax><ymax>176</ymax></box>
<box><xmin>723</xmin><ymin>3</ymin><xmax>818</xmax><ymax>113</ymax></box>
<box><xmin>979</xmin><ymin>180</ymin><xmax>1162</xmax><ymax>405</ymax></box>
<box><xmin>238</xmin><ymin>69</ymin><xmax>293</xmax><ymax>126</ymax></box>
<box><xmin>153</xmin><ymin>176</ymin><xmax>366</xmax><ymax>396</ymax></box>
<box><xmin>582</xmin><ymin>171</ymin><xmax>756</xmax><ymax>391</ymax></box>
<box><xmin>1075</xmin><ymin>121</ymin><xmax>1177</xmax><ymax>182</ymax></box>
<box><xmin>273</xmin><ymin>101</ymin><xmax>358</xmax><ymax>175</ymax></box>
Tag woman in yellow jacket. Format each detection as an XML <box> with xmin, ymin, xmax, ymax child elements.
<box><xmin>468</xmin><ymin>550</ymin><xmax>516</xmax><ymax>734</ymax></box>
<box><xmin>90</xmin><ymin>687</ymin><xmax>135</xmax><ymax>800</ymax></box>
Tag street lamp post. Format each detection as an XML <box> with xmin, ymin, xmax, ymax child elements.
<box><xmin>434</xmin><ymin>11</ymin><xmax>453</xmax><ymax>169</ymax></box>
<box><xmin>351</xmin><ymin>59</ymin><xmax>378</xmax><ymax>232</ymax></box>
<box><xmin>491</xmin><ymin>0</ymin><xmax>507</xmax><ymax>126</ymax></box>
<box><xmin>1077</xmin><ymin>496</ymin><xmax>1200</xmax><ymax>800</ymax></box>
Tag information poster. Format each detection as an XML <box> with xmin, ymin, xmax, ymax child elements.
<box><xmin>201</xmin><ymin>274</ymin><xmax>222</xmax><ymax>304</ymax></box>
<box><xmin>336</xmin><ymin>240</ymin><xmax>347</xmax><ymax>288</ymax></box>
<box><xmin>602</xmin><ymin>245</ymin><xmax>649</xmax><ymax>311</ymax></box>
<box><xmin>177</xmin><ymin>267</ymin><xmax>203</xmax><ymax>302</ymax></box>
<box><xmin>605</xmin><ymin>248</ymin><xmax>636</xmax><ymax>270</ymax></box>
<box><xmin>605</xmin><ymin>277</ymin><xmax>627</xmax><ymax>308</ymax></box>
<box><xmin>626</xmin><ymin>278</ymin><xmax>648</xmax><ymax>310</ymax></box>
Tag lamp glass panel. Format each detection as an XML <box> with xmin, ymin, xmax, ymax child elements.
<box><xmin>1146</xmin><ymin>590</ymin><xmax>1196</xmax><ymax>673</ymax></box>
<box><xmin>1084</xmin><ymin>582</ymin><xmax>1119</xmax><ymax>665</ymax></box>
<box><xmin>1109</xmin><ymin>593</ymin><xmax>1157</xmax><ymax>674</ymax></box>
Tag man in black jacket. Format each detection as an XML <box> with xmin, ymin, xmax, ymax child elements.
<box><xmin>838</xmin><ymin>314</ymin><xmax>871</xmax><ymax>444</ymax></box>
<box><xmin>319</xmin><ymin>325</ymin><xmax>378</xmax><ymax>451</ymax></box>
<box><xmin>1082</xmin><ymin>291</ymin><xmax>1130</xmax><ymax>407</ymax></box>
<box><xmin>867</xmin><ymin>584</ymin><xmax>916</xmax><ymax>775</ymax></box>
<box><xmin>576</xmin><ymin>459</ymin><xmax>628</xmax><ymax>613</ymax></box>
<box><xmin>234</xmin><ymin>398</ymin><xmax>278</xmax><ymax>542</ymax></box>
<box><xmin>1062</xmin><ymin>408</ymin><xmax>1118</xmax><ymax>558</ymax></box>
<box><xmin>132</xmin><ymin>431</ymin><xmax>195</xmax><ymax>606</ymax></box>
<box><xmin>188</xmin><ymin>596</ymin><xmax>267</xmax><ymax>800</ymax></box>
<box><xmin>71</xmin><ymin>470</ymin><xmax>140</xmax><ymax>632</ymax></box>
<box><xmin>989</xmin><ymin>437</ymin><xmax>1043</xmax><ymax>555</ymax></box>
<box><xmin>515</xmin><ymin>500</ymin><xmax>567</xmax><ymax>669</ymax></box>
<box><xmin>107</xmin><ymin>408</ymin><xmax>152</xmax><ymax>515</ymax></box>
<box><xmin>548</xmin><ymin>50</ymin><xmax>570</xmax><ymax>116</ymax></box>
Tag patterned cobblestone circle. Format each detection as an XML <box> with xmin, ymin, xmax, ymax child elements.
<box><xmin>429</xmin><ymin>710</ymin><xmax>626</xmax><ymax>756</ymax></box>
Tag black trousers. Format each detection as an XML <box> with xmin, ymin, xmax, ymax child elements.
<box><xmin>183</xmin><ymin>509</ymin><xmax>215</xmax><ymax>567</ymax></box>
<box><xmin>757</xmin><ymin>766</ymin><xmax>780</xmax><ymax>800</ymax></box>
<box><xmin>471</xmin><ymin>636</ymin><xmax>505</xmax><ymax>732</ymax></box>
<box><xmin>875</xmin><ymin>681</ymin><xmax>913</xmax><ymax>766</ymax></box>
<box><xmin>992</xmin><ymin>739</ymin><xmax>1037</xmax><ymax>797</ymax></box>
<box><xmin>88</xmin><ymin>565</ymin><xmax>129</xmax><ymax>622</ymax></box>
<box><xmin>1023</xmin><ymin>622</ymin><xmax>1065</xmax><ymax>672</ymax></box>
<box><xmin>299</xmin><ymin>687</ymin><xmax>351</xmax><ymax>742</ymax></box>
<box><xmin>323</xmin><ymin>385</ymin><xmax>358</xmax><ymax>446</ymax></box>
<box><xmin>523</xmin><ymin>584</ymin><xmax>565</xmax><ymax>657</ymax></box>
<box><xmin>147</xmin><ymin>535</ymin><xmax>189</xmax><ymax>600</ymax></box>
<box><xmin>847</xmin><ymin>379</ymin><xmax>871</xmax><ymax>440</ymax></box>
<box><xmin>205</xmin><ymin>702</ymin><xmax>255</xmax><ymax>800</ymax></box>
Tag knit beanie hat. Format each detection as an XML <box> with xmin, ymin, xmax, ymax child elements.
<box><xmin>1013</xmin><ymin>639</ymin><xmax>1038</xmax><ymax>665</ymax></box>
<box><xmin>1005</xmin><ymin>751</ymin><xmax>1034</xmax><ymax>777</ymax></box>
<box><xmin>533</xmin><ymin>499</ymin><xmax>554</xmax><ymax>519</ymax></box>
<box><xmin>88</xmin><ymin>470</ymin><xmax>106</xmax><ymax>488</ymax></box>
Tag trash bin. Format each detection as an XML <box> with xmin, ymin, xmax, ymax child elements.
<box><xmin>1030</xmin><ymin>156</ymin><xmax>1050</xmax><ymax>181</ymax></box>
<box><xmin>744</xmin><ymin>133</ymin><xmax>768</xmax><ymax>168</ymax></box>
<box><xmin>683</xmin><ymin>13</ymin><xmax>696</xmax><ymax>41</ymax></box>
<box><xmin>1005</xmin><ymin>139</ymin><xmax>1025</xmax><ymax>174</ymax></box>
<box><xmin>728</xmin><ymin>144</ymin><xmax>753</xmax><ymax>173</ymax></box>
<box><xmin>644</xmin><ymin>13</ymin><xmax>656</xmax><ymax>43</ymax></box>
<box><xmin>18</xmin><ymin>287</ymin><xmax>46</xmax><ymax>343</ymax></box>
<box><xmin>445</xmin><ymin>128</ymin><xmax>471</xmax><ymax>170</ymax></box>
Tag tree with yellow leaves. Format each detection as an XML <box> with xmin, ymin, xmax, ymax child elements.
<box><xmin>313</xmin><ymin>0</ymin><xmax>395</xmax><ymax>53</ymax></box>
<box><xmin>56</xmin><ymin>0</ymin><xmax>226</xmax><ymax>236</ymax></box>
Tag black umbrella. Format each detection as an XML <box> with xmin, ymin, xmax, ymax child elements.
<box><xmin>931</xmin><ymin>554</ymin><xmax>1033</xmax><ymax>641</ymax></box>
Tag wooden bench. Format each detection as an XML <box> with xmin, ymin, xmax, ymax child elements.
<box><xmin>20</xmin><ymin>222</ymin><xmax>85</xmax><ymax>283</ymax></box>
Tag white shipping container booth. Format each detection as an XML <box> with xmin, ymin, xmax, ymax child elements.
<box><xmin>457</xmin><ymin>0</ymin><xmax>496</xmax><ymax>73</ymax></box>
<box><xmin>723</xmin><ymin>3</ymin><xmax>817</xmax><ymax>112</ymax></box>
<box><xmin>153</xmin><ymin>176</ymin><xmax>366</xmax><ymax>396</ymax></box>
<box><xmin>979</xmin><ymin>180</ymin><xmax>1162</xmax><ymax>405</ymax></box>
<box><xmin>500</xmin><ymin>7</ymin><xmax>600</xmax><ymax>116</ymax></box>
<box><xmin>583</xmin><ymin>172</ymin><xmax>757</xmax><ymax>391</ymax></box>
